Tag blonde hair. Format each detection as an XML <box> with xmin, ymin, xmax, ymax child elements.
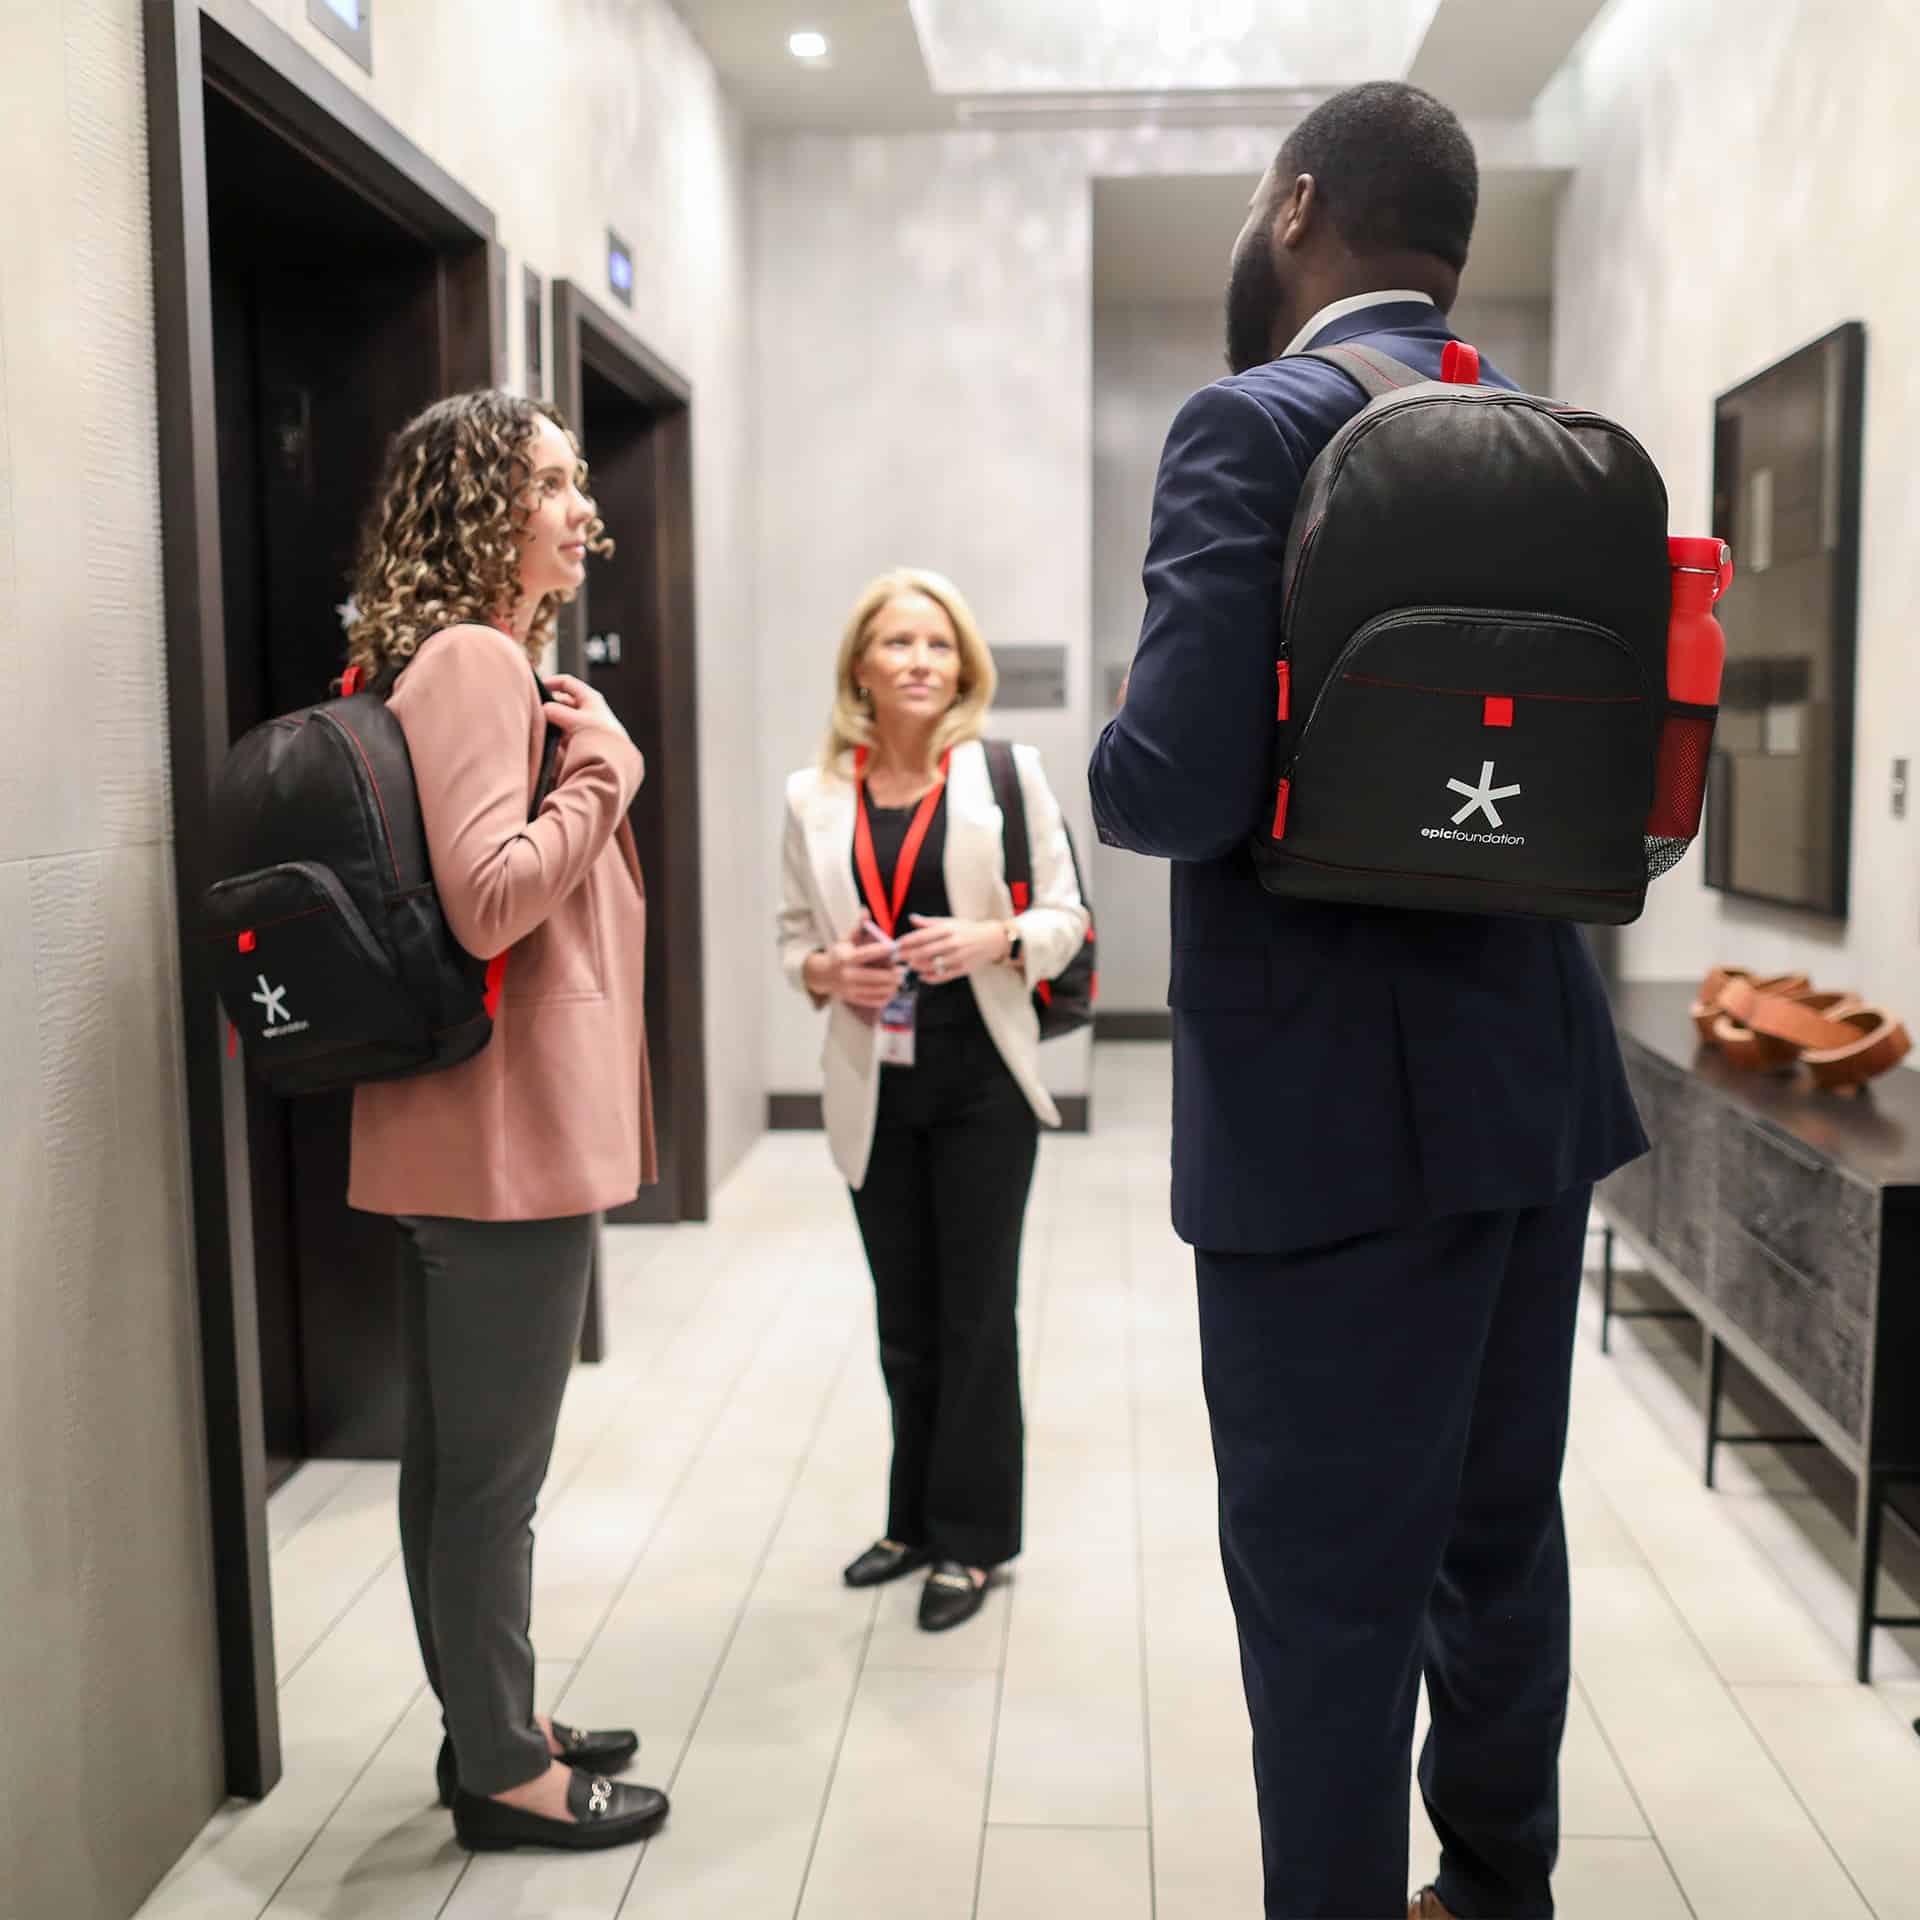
<box><xmin>819</xmin><ymin>568</ymin><xmax>998</xmax><ymax>776</ymax></box>
<box><xmin>344</xmin><ymin>389</ymin><xmax>611</xmax><ymax>684</ymax></box>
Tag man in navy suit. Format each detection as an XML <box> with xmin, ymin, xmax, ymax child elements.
<box><xmin>1089</xmin><ymin>84</ymin><xmax>1647</xmax><ymax>1920</ymax></box>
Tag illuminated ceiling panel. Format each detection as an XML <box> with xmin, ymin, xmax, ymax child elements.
<box><xmin>907</xmin><ymin>0</ymin><xmax>1445</xmax><ymax>96</ymax></box>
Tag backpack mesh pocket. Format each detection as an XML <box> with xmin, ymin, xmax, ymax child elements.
<box><xmin>1644</xmin><ymin>700</ymin><xmax>1718</xmax><ymax>879</ymax></box>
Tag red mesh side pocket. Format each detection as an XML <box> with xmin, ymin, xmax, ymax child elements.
<box><xmin>1644</xmin><ymin>700</ymin><xmax>1718</xmax><ymax>879</ymax></box>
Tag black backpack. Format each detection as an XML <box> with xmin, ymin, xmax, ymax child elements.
<box><xmin>1251</xmin><ymin>341</ymin><xmax>1717</xmax><ymax>926</ymax></box>
<box><xmin>202</xmin><ymin>658</ymin><xmax>559</xmax><ymax>1097</ymax></box>
<box><xmin>983</xmin><ymin>739</ymin><xmax>1096</xmax><ymax>1039</ymax></box>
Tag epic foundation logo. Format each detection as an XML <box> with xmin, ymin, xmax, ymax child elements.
<box><xmin>252</xmin><ymin>974</ymin><xmax>311</xmax><ymax>1039</ymax></box>
<box><xmin>1423</xmin><ymin>761</ymin><xmax>1526</xmax><ymax>846</ymax></box>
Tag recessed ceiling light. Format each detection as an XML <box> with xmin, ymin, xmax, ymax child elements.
<box><xmin>789</xmin><ymin>30</ymin><xmax>829</xmax><ymax>61</ymax></box>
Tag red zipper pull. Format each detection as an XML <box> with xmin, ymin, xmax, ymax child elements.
<box><xmin>228</xmin><ymin>1021</ymin><xmax>238</xmax><ymax>1059</ymax></box>
<box><xmin>1275</xmin><ymin>660</ymin><xmax>1291</xmax><ymax>722</ymax></box>
<box><xmin>1270</xmin><ymin>778</ymin><xmax>1291</xmax><ymax>841</ymax></box>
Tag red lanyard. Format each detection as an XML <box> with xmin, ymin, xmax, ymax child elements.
<box><xmin>853</xmin><ymin>748</ymin><xmax>950</xmax><ymax>939</ymax></box>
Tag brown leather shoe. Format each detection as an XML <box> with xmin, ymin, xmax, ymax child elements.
<box><xmin>1409</xmin><ymin>1892</ymin><xmax>1456</xmax><ymax>1920</ymax></box>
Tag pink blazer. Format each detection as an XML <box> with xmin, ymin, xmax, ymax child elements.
<box><xmin>349</xmin><ymin>624</ymin><xmax>656</xmax><ymax>1221</ymax></box>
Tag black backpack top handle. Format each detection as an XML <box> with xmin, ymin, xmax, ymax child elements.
<box><xmin>1304</xmin><ymin>340</ymin><xmax>1497</xmax><ymax>400</ymax></box>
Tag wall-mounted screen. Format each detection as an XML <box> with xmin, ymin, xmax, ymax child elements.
<box><xmin>1705</xmin><ymin>321</ymin><xmax>1864</xmax><ymax>918</ymax></box>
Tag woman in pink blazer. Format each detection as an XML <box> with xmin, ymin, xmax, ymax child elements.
<box><xmin>343</xmin><ymin>391</ymin><xmax>665</xmax><ymax>1854</ymax></box>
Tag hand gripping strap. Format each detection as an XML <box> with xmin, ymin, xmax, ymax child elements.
<box><xmin>488</xmin><ymin>662</ymin><xmax>565</xmax><ymax>1020</ymax></box>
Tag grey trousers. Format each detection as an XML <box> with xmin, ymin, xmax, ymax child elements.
<box><xmin>395</xmin><ymin>1211</ymin><xmax>596</xmax><ymax>1796</ymax></box>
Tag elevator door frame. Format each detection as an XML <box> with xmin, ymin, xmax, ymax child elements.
<box><xmin>146</xmin><ymin>0</ymin><xmax>503</xmax><ymax>1799</ymax></box>
<box><xmin>551</xmin><ymin>281</ymin><xmax>709</xmax><ymax>1227</ymax></box>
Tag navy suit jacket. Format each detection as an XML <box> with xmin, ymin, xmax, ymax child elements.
<box><xmin>1089</xmin><ymin>303</ymin><xmax>1648</xmax><ymax>1253</ymax></box>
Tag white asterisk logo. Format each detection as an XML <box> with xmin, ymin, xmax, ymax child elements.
<box><xmin>1447</xmin><ymin>761</ymin><xmax>1522</xmax><ymax>829</ymax></box>
<box><xmin>251</xmin><ymin>975</ymin><xmax>291</xmax><ymax>1027</ymax></box>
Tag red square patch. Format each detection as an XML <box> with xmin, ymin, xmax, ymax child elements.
<box><xmin>238</xmin><ymin>930</ymin><xmax>257</xmax><ymax>953</ymax></box>
<box><xmin>1484</xmin><ymin>696</ymin><xmax>1514</xmax><ymax>729</ymax></box>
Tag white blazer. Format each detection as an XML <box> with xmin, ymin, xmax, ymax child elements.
<box><xmin>778</xmin><ymin>739</ymin><xmax>1091</xmax><ymax>1189</ymax></box>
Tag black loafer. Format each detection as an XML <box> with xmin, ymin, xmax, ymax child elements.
<box><xmin>843</xmin><ymin>1539</ymin><xmax>934</xmax><ymax>1589</ymax></box>
<box><xmin>918</xmin><ymin>1561</ymin><xmax>990</xmax><ymax>1633</ymax></box>
<box><xmin>451</xmin><ymin>1768</ymin><xmax>669</xmax><ymax>1853</ymax></box>
<box><xmin>437</xmin><ymin>1721</ymin><xmax>640</xmax><ymax>1808</ymax></box>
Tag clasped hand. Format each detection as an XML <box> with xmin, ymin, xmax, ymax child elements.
<box><xmin>894</xmin><ymin>915</ymin><xmax>1010</xmax><ymax>983</ymax></box>
<box><xmin>810</xmin><ymin>915</ymin><xmax>1010</xmax><ymax>1010</ymax></box>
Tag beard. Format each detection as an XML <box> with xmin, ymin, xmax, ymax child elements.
<box><xmin>1224</xmin><ymin>233</ymin><xmax>1287</xmax><ymax>375</ymax></box>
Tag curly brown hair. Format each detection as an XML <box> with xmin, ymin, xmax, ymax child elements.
<box><xmin>344</xmin><ymin>389</ymin><xmax>612</xmax><ymax>684</ymax></box>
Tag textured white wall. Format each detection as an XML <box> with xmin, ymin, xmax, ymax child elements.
<box><xmin>753</xmin><ymin>130</ymin><xmax>1101</xmax><ymax>1103</ymax></box>
<box><xmin>752</xmin><ymin>126</ymin><xmax>1294</xmax><ymax>1102</ymax></box>
<box><xmin>1546</xmin><ymin>0</ymin><xmax>1920</xmax><ymax>1010</ymax></box>
<box><xmin>0</xmin><ymin>7</ymin><xmax>222</xmax><ymax>1917</ymax></box>
<box><xmin>1090</xmin><ymin>300</ymin><xmax>1218</xmax><ymax>1013</ymax></box>
<box><xmin>0</xmin><ymin>3</ymin><xmax>756</xmax><ymax>1914</ymax></box>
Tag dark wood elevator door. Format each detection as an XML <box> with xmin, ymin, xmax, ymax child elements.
<box><xmin>206</xmin><ymin>87</ymin><xmax>450</xmax><ymax>1472</ymax></box>
<box><xmin>576</xmin><ymin>364</ymin><xmax>687</xmax><ymax>1227</ymax></box>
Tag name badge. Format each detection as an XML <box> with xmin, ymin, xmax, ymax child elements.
<box><xmin>877</xmin><ymin>985</ymin><xmax>918</xmax><ymax>1067</ymax></box>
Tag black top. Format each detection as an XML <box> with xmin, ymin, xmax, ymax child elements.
<box><xmin>857</xmin><ymin>790</ymin><xmax>983</xmax><ymax>1031</ymax></box>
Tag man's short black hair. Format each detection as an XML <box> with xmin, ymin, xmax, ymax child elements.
<box><xmin>1277</xmin><ymin>82</ymin><xmax>1478</xmax><ymax>271</ymax></box>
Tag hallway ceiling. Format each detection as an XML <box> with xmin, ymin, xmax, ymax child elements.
<box><xmin>671</xmin><ymin>0</ymin><xmax>936</xmax><ymax>132</ymax></box>
<box><xmin>671</xmin><ymin>0</ymin><xmax>1611</xmax><ymax>132</ymax></box>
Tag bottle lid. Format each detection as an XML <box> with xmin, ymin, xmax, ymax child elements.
<box><xmin>1669</xmin><ymin>535</ymin><xmax>1734</xmax><ymax>600</ymax></box>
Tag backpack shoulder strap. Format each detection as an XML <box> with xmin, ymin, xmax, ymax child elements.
<box><xmin>1302</xmin><ymin>342</ymin><xmax>1429</xmax><ymax>402</ymax></box>
<box><xmin>529</xmin><ymin>663</ymin><xmax>562</xmax><ymax>819</ymax></box>
<box><xmin>982</xmin><ymin>739</ymin><xmax>1034</xmax><ymax>908</ymax></box>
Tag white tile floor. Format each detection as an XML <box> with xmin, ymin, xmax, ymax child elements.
<box><xmin>139</xmin><ymin>1046</ymin><xmax>1920</xmax><ymax>1920</ymax></box>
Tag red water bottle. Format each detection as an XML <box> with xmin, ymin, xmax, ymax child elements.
<box><xmin>1666</xmin><ymin>536</ymin><xmax>1731</xmax><ymax>702</ymax></box>
<box><xmin>1646</xmin><ymin>536</ymin><xmax>1732</xmax><ymax>840</ymax></box>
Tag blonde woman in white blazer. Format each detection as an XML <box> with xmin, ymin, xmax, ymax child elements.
<box><xmin>778</xmin><ymin>568</ymin><xmax>1088</xmax><ymax>1633</ymax></box>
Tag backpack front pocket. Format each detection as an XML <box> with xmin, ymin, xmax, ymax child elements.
<box><xmin>204</xmin><ymin>861</ymin><xmax>430</xmax><ymax>1090</ymax></box>
<box><xmin>1269</xmin><ymin>606</ymin><xmax>1655</xmax><ymax>906</ymax></box>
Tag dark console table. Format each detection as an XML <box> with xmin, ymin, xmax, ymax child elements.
<box><xmin>1595</xmin><ymin>981</ymin><xmax>1920</xmax><ymax>1680</ymax></box>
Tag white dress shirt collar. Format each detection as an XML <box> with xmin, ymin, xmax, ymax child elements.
<box><xmin>1282</xmin><ymin>289</ymin><xmax>1437</xmax><ymax>359</ymax></box>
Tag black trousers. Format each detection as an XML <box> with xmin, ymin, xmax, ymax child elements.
<box><xmin>850</xmin><ymin>1019</ymin><xmax>1039</xmax><ymax>1570</ymax></box>
<box><xmin>395</xmin><ymin>1211</ymin><xmax>596</xmax><ymax>1796</ymax></box>
<box><xmin>1196</xmin><ymin>1187</ymin><xmax>1591</xmax><ymax>1920</ymax></box>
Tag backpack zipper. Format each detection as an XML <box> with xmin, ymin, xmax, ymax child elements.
<box><xmin>207</xmin><ymin>861</ymin><xmax>396</xmax><ymax>978</ymax></box>
<box><xmin>1280</xmin><ymin>604</ymin><xmax>1642</xmax><ymax>791</ymax></box>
